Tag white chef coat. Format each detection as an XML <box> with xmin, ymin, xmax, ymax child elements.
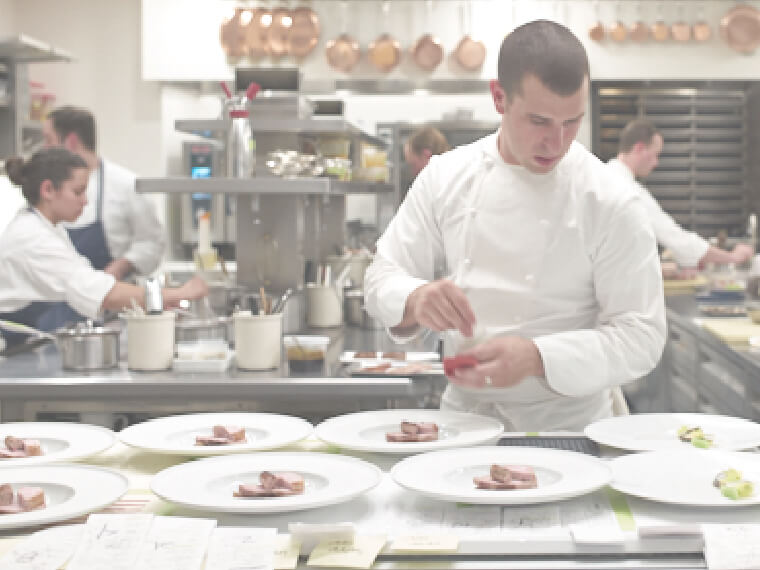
<box><xmin>607</xmin><ymin>158</ymin><xmax>709</xmax><ymax>267</ymax></box>
<box><xmin>0</xmin><ymin>208</ymin><xmax>115</xmax><ymax>318</ymax></box>
<box><xmin>365</xmin><ymin>133</ymin><xmax>666</xmax><ymax>431</ymax></box>
<box><xmin>63</xmin><ymin>158</ymin><xmax>166</xmax><ymax>275</ymax></box>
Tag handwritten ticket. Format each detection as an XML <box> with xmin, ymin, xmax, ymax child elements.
<box><xmin>205</xmin><ymin>527</ymin><xmax>277</xmax><ymax>570</ymax></box>
<box><xmin>66</xmin><ymin>514</ymin><xmax>154</xmax><ymax>570</ymax></box>
<box><xmin>0</xmin><ymin>525</ymin><xmax>83</xmax><ymax>570</ymax></box>
<box><xmin>133</xmin><ymin>516</ymin><xmax>216</xmax><ymax>570</ymax></box>
<box><xmin>307</xmin><ymin>536</ymin><xmax>386</xmax><ymax>569</ymax></box>
<box><xmin>274</xmin><ymin>535</ymin><xmax>301</xmax><ymax>570</ymax></box>
<box><xmin>390</xmin><ymin>534</ymin><xmax>459</xmax><ymax>553</ymax></box>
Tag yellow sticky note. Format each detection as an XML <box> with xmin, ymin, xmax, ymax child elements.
<box><xmin>307</xmin><ymin>535</ymin><xmax>386</xmax><ymax>569</ymax></box>
<box><xmin>274</xmin><ymin>535</ymin><xmax>301</xmax><ymax>570</ymax></box>
<box><xmin>390</xmin><ymin>534</ymin><xmax>459</xmax><ymax>553</ymax></box>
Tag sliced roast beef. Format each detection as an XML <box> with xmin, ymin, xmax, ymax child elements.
<box><xmin>0</xmin><ymin>484</ymin><xmax>13</xmax><ymax>506</ymax></box>
<box><xmin>0</xmin><ymin>449</ymin><xmax>28</xmax><ymax>459</ymax></box>
<box><xmin>474</xmin><ymin>464</ymin><xmax>538</xmax><ymax>490</ymax></box>
<box><xmin>212</xmin><ymin>425</ymin><xmax>246</xmax><ymax>442</ymax></box>
<box><xmin>17</xmin><ymin>487</ymin><xmax>45</xmax><ymax>510</ymax></box>
<box><xmin>22</xmin><ymin>440</ymin><xmax>42</xmax><ymax>456</ymax></box>
<box><xmin>4</xmin><ymin>436</ymin><xmax>24</xmax><ymax>452</ymax></box>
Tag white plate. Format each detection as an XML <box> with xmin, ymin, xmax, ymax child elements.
<box><xmin>118</xmin><ymin>413</ymin><xmax>313</xmax><ymax>456</ymax></box>
<box><xmin>392</xmin><ymin>446</ymin><xmax>611</xmax><ymax>505</ymax></box>
<box><xmin>585</xmin><ymin>413</ymin><xmax>760</xmax><ymax>452</ymax></box>
<box><xmin>0</xmin><ymin>422</ymin><xmax>115</xmax><ymax>465</ymax></box>
<box><xmin>315</xmin><ymin>409</ymin><xmax>503</xmax><ymax>454</ymax></box>
<box><xmin>339</xmin><ymin>351</ymin><xmax>440</xmax><ymax>363</ymax></box>
<box><xmin>151</xmin><ymin>452</ymin><xmax>382</xmax><ymax>513</ymax></box>
<box><xmin>610</xmin><ymin>449</ymin><xmax>760</xmax><ymax>506</ymax></box>
<box><xmin>0</xmin><ymin>464</ymin><xmax>128</xmax><ymax>529</ymax></box>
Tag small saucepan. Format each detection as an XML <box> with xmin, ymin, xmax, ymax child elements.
<box><xmin>56</xmin><ymin>321</ymin><xmax>119</xmax><ymax>370</ymax></box>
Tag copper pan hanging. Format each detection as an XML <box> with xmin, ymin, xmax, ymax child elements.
<box><xmin>629</xmin><ymin>2</ymin><xmax>648</xmax><ymax>42</ymax></box>
<box><xmin>411</xmin><ymin>1</ymin><xmax>443</xmax><ymax>71</ymax></box>
<box><xmin>288</xmin><ymin>6</ymin><xmax>320</xmax><ymax>58</ymax></box>
<box><xmin>246</xmin><ymin>7</ymin><xmax>272</xmax><ymax>59</ymax></box>
<box><xmin>651</xmin><ymin>2</ymin><xmax>670</xmax><ymax>42</ymax></box>
<box><xmin>326</xmin><ymin>34</ymin><xmax>360</xmax><ymax>72</ymax></box>
<box><xmin>368</xmin><ymin>1</ymin><xmax>401</xmax><ymax>73</ymax></box>
<box><xmin>219</xmin><ymin>8</ymin><xmax>248</xmax><ymax>59</ymax></box>
<box><xmin>608</xmin><ymin>2</ymin><xmax>627</xmax><ymax>42</ymax></box>
<box><xmin>588</xmin><ymin>0</ymin><xmax>606</xmax><ymax>43</ymax></box>
<box><xmin>326</xmin><ymin>1</ymin><xmax>360</xmax><ymax>72</ymax></box>
<box><xmin>369</xmin><ymin>33</ymin><xmax>401</xmax><ymax>72</ymax></box>
<box><xmin>268</xmin><ymin>6</ymin><xmax>292</xmax><ymax>57</ymax></box>
<box><xmin>720</xmin><ymin>3</ymin><xmax>760</xmax><ymax>54</ymax></box>
<box><xmin>670</xmin><ymin>3</ymin><xmax>691</xmax><ymax>42</ymax></box>
<box><xmin>453</xmin><ymin>0</ymin><xmax>485</xmax><ymax>71</ymax></box>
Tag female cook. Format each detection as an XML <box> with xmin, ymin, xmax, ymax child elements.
<box><xmin>0</xmin><ymin>147</ymin><xmax>207</xmax><ymax>346</ymax></box>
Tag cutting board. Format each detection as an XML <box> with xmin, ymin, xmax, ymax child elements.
<box><xmin>701</xmin><ymin>318</ymin><xmax>760</xmax><ymax>345</ymax></box>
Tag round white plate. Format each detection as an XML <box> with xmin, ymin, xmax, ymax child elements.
<box><xmin>391</xmin><ymin>446</ymin><xmax>611</xmax><ymax>505</ymax></box>
<box><xmin>118</xmin><ymin>413</ymin><xmax>313</xmax><ymax>455</ymax></box>
<box><xmin>585</xmin><ymin>413</ymin><xmax>760</xmax><ymax>452</ymax></box>
<box><xmin>610</xmin><ymin>449</ymin><xmax>760</xmax><ymax>506</ymax></box>
<box><xmin>315</xmin><ymin>409</ymin><xmax>503</xmax><ymax>454</ymax></box>
<box><xmin>0</xmin><ymin>464</ymin><xmax>128</xmax><ymax>529</ymax></box>
<box><xmin>0</xmin><ymin>422</ymin><xmax>115</xmax><ymax>465</ymax></box>
<box><xmin>151</xmin><ymin>452</ymin><xmax>382</xmax><ymax>513</ymax></box>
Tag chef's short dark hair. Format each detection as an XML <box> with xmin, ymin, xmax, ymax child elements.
<box><xmin>498</xmin><ymin>20</ymin><xmax>589</xmax><ymax>100</ymax></box>
<box><xmin>619</xmin><ymin>119</ymin><xmax>660</xmax><ymax>153</ymax></box>
<box><xmin>49</xmin><ymin>106</ymin><xmax>97</xmax><ymax>152</ymax></box>
<box><xmin>5</xmin><ymin>148</ymin><xmax>87</xmax><ymax>205</ymax></box>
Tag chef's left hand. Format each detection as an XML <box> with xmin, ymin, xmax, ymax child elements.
<box><xmin>449</xmin><ymin>336</ymin><xmax>546</xmax><ymax>389</ymax></box>
<box><xmin>104</xmin><ymin>258</ymin><xmax>134</xmax><ymax>281</ymax></box>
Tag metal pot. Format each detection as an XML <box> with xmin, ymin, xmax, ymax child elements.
<box><xmin>56</xmin><ymin>321</ymin><xmax>119</xmax><ymax>370</ymax></box>
<box><xmin>175</xmin><ymin>316</ymin><xmax>231</xmax><ymax>343</ymax></box>
<box><xmin>344</xmin><ymin>289</ymin><xmax>383</xmax><ymax>329</ymax></box>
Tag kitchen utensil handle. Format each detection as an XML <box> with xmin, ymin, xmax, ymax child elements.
<box><xmin>220</xmin><ymin>81</ymin><xmax>232</xmax><ymax>99</ymax></box>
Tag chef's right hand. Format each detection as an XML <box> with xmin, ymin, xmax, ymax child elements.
<box><xmin>176</xmin><ymin>276</ymin><xmax>209</xmax><ymax>303</ymax></box>
<box><xmin>401</xmin><ymin>279</ymin><xmax>476</xmax><ymax>337</ymax></box>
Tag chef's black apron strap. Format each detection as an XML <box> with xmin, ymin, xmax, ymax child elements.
<box><xmin>66</xmin><ymin>160</ymin><xmax>114</xmax><ymax>271</ymax></box>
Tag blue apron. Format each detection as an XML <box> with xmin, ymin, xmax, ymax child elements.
<box><xmin>67</xmin><ymin>160</ymin><xmax>114</xmax><ymax>270</ymax></box>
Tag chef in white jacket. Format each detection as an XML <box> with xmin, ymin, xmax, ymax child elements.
<box><xmin>364</xmin><ymin>21</ymin><xmax>666</xmax><ymax>431</ymax></box>
<box><xmin>42</xmin><ymin>106</ymin><xmax>166</xmax><ymax>280</ymax></box>
<box><xmin>607</xmin><ymin>118</ymin><xmax>753</xmax><ymax>275</ymax></box>
<box><xmin>0</xmin><ymin>148</ymin><xmax>206</xmax><ymax>346</ymax></box>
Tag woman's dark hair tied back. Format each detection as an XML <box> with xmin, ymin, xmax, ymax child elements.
<box><xmin>4</xmin><ymin>156</ymin><xmax>27</xmax><ymax>187</ymax></box>
<box><xmin>4</xmin><ymin>148</ymin><xmax>87</xmax><ymax>206</ymax></box>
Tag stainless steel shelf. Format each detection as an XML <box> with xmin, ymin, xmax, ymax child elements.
<box><xmin>175</xmin><ymin>117</ymin><xmax>387</xmax><ymax>148</ymax></box>
<box><xmin>136</xmin><ymin>176</ymin><xmax>394</xmax><ymax>195</ymax></box>
<box><xmin>0</xmin><ymin>34</ymin><xmax>72</xmax><ymax>63</ymax></box>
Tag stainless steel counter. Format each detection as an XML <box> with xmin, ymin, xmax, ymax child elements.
<box><xmin>0</xmin><ymin>326</ymin><xmax>444</xmax><ymax>424</ymax></box>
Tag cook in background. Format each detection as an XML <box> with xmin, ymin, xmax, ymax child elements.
<box><xmin>607</xmin><ymin>119</ymin><xmax>754</xmax><ymax>280</ymax></box>
<box><xmin>364</xmin><ymin>20</ymin><xmax>666</xmax><ymax>432</ymax></box>
<box><xmin>404</xmin><ymin>126</ymin><xmax>450</xmax><ymax>178</ymax></box>
<box><xmin>0</xmin><ymin>148</ymin><xmax>207</xmax><ymax>347</ymax></box>
<box><xmin>43</xmin><ymin>106</ymin><xmax>166</xmax><ymax>281</ymax></box>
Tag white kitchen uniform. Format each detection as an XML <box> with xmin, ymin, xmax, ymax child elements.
<box><xmin>365</xmin><ymin>133</ymin><xmax>666</xmax><ymax>431</ymax></box>
<box><xmin>63</xmin><ymin>158</ymin><xmax>165</xmax><ymax>275</ymax></box>
<box><xmin>607</xmin><ymin>158</ymin><xmax>709</xmax><ymax>267</ymax></box>
<box><xmin>0</xmin><ymin>208</ymin><xmax>115</xmax><ymax>318</ymax></box>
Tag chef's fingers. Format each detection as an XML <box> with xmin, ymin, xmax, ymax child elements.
<box><xmin>442</xmin><ymin>284</ymin><xmax>476</xmax><ymax>335</ymax></box>
<box><xmin>460</xmin><ymin>338</ymin><xmax>501</xmax><ymax>361</ymax></box>
<box><xmin>449</xmin><ymin>367</ymin><xmax>482</xmax><ymax>388</ymax></box>
<box><xmin>418</xmin><ymin>304</ymin><xmax>451</xmax><ymax>332</ymax></box>
<box><xmin>435</xmin><ymin>293</ymin><xmax>473</xmax><ymax>336</ymax></box>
